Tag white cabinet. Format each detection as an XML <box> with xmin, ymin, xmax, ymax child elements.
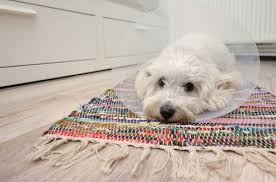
<box><xmin>0</xmin><ymin>60</ymin><xmax>107</xmax><ymax>87</ymax></box>
<box><xmin>104</xmin><ymin>18</ymin><xmax>168</xmax><ymax>58</ymax></box>
<box><xmin>0</xmin><ymin>3</ymin><xmax>97</xmax><ymax>67</ymax></box>
<box><xmin>0</xmin><ymin>0</ymin><xmax>169</xmax><ymax>87</ymax></box>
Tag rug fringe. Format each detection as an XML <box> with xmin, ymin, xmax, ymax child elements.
<box><xmin>239</xmin><ymin>149</ymin><xmax>276</xmax><ymax>176</ymax></box>
<box><xmin>203</xmin><ymin>148</ymin><xmax>231</xmax><ymax>178</ymax></box>
<box><xmin>97</xmin><ymin>144</ymin><xmax>129</xmax><ymax>174</ymax></box>
<box><xmin>29</xmin><ymin>137</ymin><xmax>276</xmax><ymax>178</ymax></box>
<box><xmin>29</xmin><ymin>137</ymin><xmax>68</xmax><ymax>161</ymax></box>
<box><xmin>152</xmin><ymin>150</ymin><xmax>170</xmax><ymax>175</ymax></box>
<box><xmin>63</xmin><ymin>142</ymin><xmax>107</xmax><ymax>169</ymax></box>
<box><xmin>153</xmin><ymin>147</ymin><xmax>200</xmax><ymax>180</ymax></box>
<box><xmin>184</xmin><ymin>149</ymin><xmax>200</xmax><ymax>180</ymax></box>
<box><xmin>130</xmin><ymin>146</ymin><xmax>151</xmax><ymax>176</ymax></box>
<box><xmin>51</xmin><ymin>140</ymin><xmax>89</xmax><ymax>167</ymax></box>
<box><xmin>163</xmin><ymin>146</ymin><xmax>184</xmax><ymax>179</ymax></box>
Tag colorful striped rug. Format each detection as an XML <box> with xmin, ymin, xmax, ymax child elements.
<box><xmin>29</xmin><ymin>81</ymin><xmax>276</xmax><ymax>178</ymax></box>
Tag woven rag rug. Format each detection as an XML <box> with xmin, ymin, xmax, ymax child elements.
<box><xmin>29</xmin><ymin>80</ymin><xmax>276</xmax><ymax>179</ymax></box>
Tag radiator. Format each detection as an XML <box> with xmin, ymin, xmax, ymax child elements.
<box><xmin>206</xmin><ymin>0</ymin><xmax>276</xmax><ymax>43</ymax></box>
<box><xmin>205</xmin><ymin>0</ymin><xmax>276</xmax><ymax>56</ymax></box>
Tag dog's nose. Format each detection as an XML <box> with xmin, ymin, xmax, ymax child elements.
<box><xmin>160</xmin><ymin>104</ymin><xmax>175</xmax><ymax>120</ymax></box>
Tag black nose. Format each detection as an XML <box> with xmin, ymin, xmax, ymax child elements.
<box><xmin>160</xmin><ymin>104</ymin><xmax>175</xmax><ymax>120</ymax></box>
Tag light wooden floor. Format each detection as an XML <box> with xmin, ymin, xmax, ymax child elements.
<box><xmin>0</xmin><ymin>62</ymin><xmax>275</xmax><ymax>182</ymax></box>
<box><xmin>0</xmin><ymin>66</ymin><xmax>137</xmax><ymax>143</ymax></box>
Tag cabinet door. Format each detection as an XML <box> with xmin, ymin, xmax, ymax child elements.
<box><xmin>0</xmin><ymin>2</ymin><xmax>97</xmax><ymax>67</ymax></box>
<box><xmin>103</xmin><ymin>17</ymin><xmax>168</xmax><ymax>58</ymax></box>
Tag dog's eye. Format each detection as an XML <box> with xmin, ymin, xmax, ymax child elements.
<box><xmin>184</xmin><ymin>82</ymin><xmax>194</xmax><ymax>92</ymax></box>
<box><xmin>158</xmin><ymin>78</ymin><xmax>165</xmax><ymax>88</ymax></box>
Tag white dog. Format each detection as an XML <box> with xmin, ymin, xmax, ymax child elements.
<box><xmin>135</xmin><ymin>33</ymin><xmax>241</xmax><ymax>122</ymax></box>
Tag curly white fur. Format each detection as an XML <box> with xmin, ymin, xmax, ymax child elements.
<box><xmin>135</xmin><ymin>33</ymin><xmax>241</xmax><ymax>122</ymax></box>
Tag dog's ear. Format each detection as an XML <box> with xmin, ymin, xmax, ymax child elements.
<box><xmin>215</xmin><ymin>71</ymin><xmax>241</xmax><ymax>90</ymax></box>
<box><xmin>135</xmin><ymin>60</ymin><xmax>154</xmax><ymax>99</ymax></box>
<box><xmin>201</xmin><ymin>71</ymin><xmax>241</xmax><ymax>111</ymax></box>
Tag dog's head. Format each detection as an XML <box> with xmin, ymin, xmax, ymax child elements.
<box><xmin>135</xmin><ymin>50</ymin><xmax>240</xmax><ymax>122</ymax></box>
